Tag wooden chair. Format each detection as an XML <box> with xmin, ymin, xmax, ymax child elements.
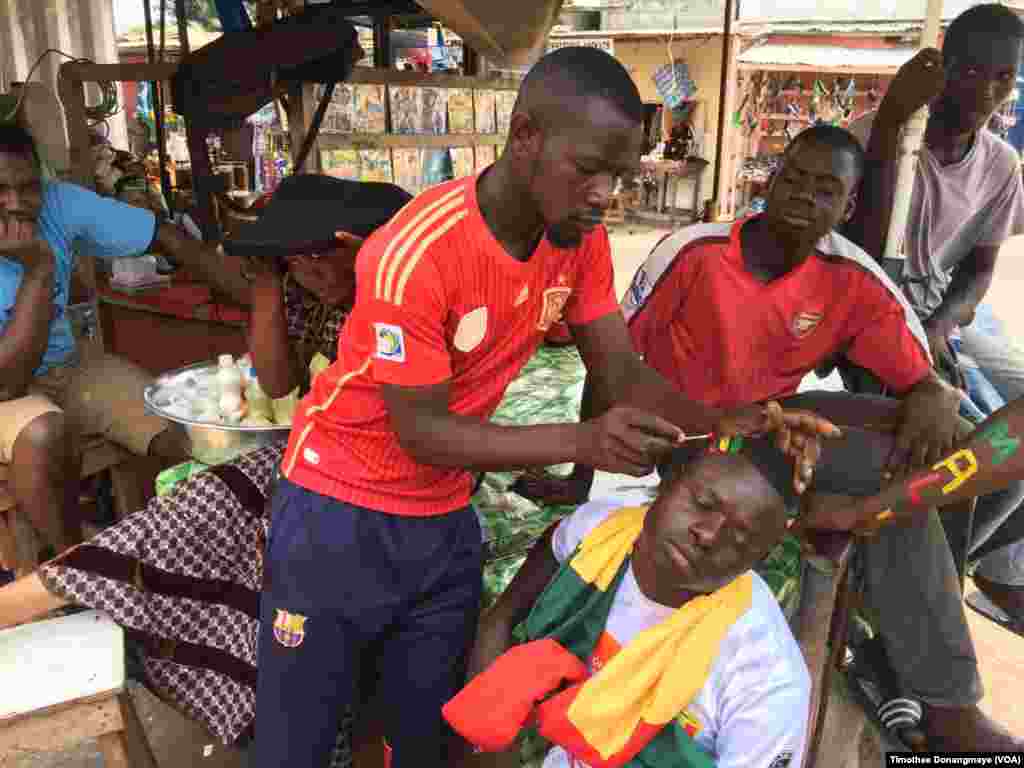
<box><xmin>793</xmin><ymin>529</ymin><xmax>856</xmax><ymax>768</ymax></box>
<box><xmin>795</xmin><ymin>497</ymin><xmax>979</xmax><ymax>766</ymax></box>
<box><xmin>0</xmin><ymin>438</ymin><xmax>146</xmax><ymax>575</ymax></box>
<box><xmin>0</xmin><ymin>610</ymin><xmax>157</xmax><ymax>767</ymax></box>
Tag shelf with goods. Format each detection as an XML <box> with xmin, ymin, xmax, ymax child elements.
<box><xmin>309</xmin><ymin>69</ymin><xmax>520</xmax><ymax>195</ymax></box>
<box><xmin>724</xmin><ymin>68</ymin><xmax>892</xmax><ymax>215</ymax></box>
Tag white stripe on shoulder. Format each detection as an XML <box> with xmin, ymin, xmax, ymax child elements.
<box><xmin>818</xmin><ymin>230</ymin><xmax>932</xmax><ymax>363</ymax></box>
<box><xmin>620</xmin><ymin>223</ymin><xmax>732</xmax><ymax>323</ymax></box>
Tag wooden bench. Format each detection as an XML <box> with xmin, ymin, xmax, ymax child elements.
<box><xmin>0</xmin><ymin>609</ymin><xmax>156</xmax><ymax>767</ymax></box>
<box><xmin>0</xmin><ymin>438</ymin><xmax>149</xmax><ymax>575</ymax></box>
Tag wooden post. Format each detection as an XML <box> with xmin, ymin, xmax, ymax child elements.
<box><xmin>373</xmin><ymin>16</ymin><xmax>392</xmax><ymax>70</ymax></box>
<box><xmin>883</xmin><ymin>0</ymin><xmax>943</xmax><ymax>260</ymax></box>
<box><xmin>708</xmin><ymin>0</ymin><xmax>735</xmax><ymax>221</ymax></box>
<box><xmin>57</xmin><ymin>70</ymin><xmax>105</xmax><ymax>349</ymax></box>
<box><xmin>464</xmin><ymin>46</ymin><xmax>480</xmax><ymax>76</ymax></box>
<box><xmin>287</xmin><ymin>82</ymin><xmax>320</xmax><ymax>174</ymax></box>
<box><xmin>58</xmin><ymin>73</ymin><xmax>93</xmax><ymax>188</ymax></box>
<box><xmin>716</xmin><ymin>33</ymin><xmax>742</xmax><ymax>220</ymax></box>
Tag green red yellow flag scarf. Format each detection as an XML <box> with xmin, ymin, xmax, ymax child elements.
<box><xmin>445</xmin><ymin>505</ymin><xmax>752</xmax><ymax>768</ymax></box>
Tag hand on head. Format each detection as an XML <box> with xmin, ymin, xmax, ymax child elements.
<box><xmin>0</xmin><ymin>213</ymin><xmax>52</xmax><ymax>273</ymax></box>
<box><xmin>716</xmin><ymin>400</ymin><xmax>841</xmax><ymax>494</ymax></box>
<box><xmin>284</xmin><ymin>231</ymin><xmax>364</xmax><ymax>307</ymax></box>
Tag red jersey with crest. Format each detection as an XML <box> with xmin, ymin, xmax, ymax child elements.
<box><xmin>282</xmin><ymin>175</ymin><xmax>619</xmax><ymax>515</ymax></box>
<box><xmin>620</xmin><ymin>218</ymin><xmax>931</xmax><ymax>409</ymax></box>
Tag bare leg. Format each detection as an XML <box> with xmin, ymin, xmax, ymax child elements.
<box><xmin>146</xmin><ymin>425</ymin><xmax>191</xmax><ymax>463</ymax></box>
<box><xmin>9</xmin><ymin>412</ymin><xmax>81</xmax><ymax>555</ymax></box>
<box><xmin>0</xmin><ymin>572</ymin><xmax>68</xmax><ymax>629</ymax></box>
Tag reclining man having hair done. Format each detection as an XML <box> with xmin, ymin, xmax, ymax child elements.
<box><xmin>514</xmin><ymin>124</ymin><xmax>1022</xmax><ymax>750</ymax></box>
<box><xmin>452</xmin><ymin>412</ymin><xmax>913</xmax><ymax>768</ymax></box>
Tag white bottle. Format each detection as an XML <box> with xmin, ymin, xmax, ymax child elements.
<box><xmin>245</xmin><ymin>373</ymin><xmax>274</xmax><ymax>422</ymax></box>
<box><xmin>217</xmin><ymin>354</ymin><xmax>244</xmax><ymax>420</ymax></box>
<box><xmin>238</xmin><ymin>354</ymin><xmax>253</xmax><ymax>385</ymax></box>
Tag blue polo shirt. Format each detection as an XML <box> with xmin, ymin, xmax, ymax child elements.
<box><xmin>0</xmin><ymin>181</ymin><xmax>157</xmax><ymax>375</ymax></box>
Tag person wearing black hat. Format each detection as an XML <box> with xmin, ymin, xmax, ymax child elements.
<box><xmin>0</xmin><ymin>175</ymin><xmax>413</xmax><ymax>761</ymax></box>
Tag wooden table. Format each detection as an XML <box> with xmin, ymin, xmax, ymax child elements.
<box><xmin>98</xmin><ymin>274</ymin><xmax>249</xmax><ymax>377</ymax></box>
<box><xmin>643</xmin><ymin>158</ymin><xmax>710</xmax><ymax>220</ymax></box>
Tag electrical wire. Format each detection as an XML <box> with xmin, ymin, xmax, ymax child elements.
<box><xmin>1</xmin><ymin>48</ymin><xmax>121</xmax><ymax>126</ymax></box>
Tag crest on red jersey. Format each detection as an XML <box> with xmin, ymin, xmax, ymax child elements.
<box><xmin>790</xmin><ymin>311</ymin><xmax>823</xmax><ymax>339</ymax></box>
<box><xmin>538</xmin><ymin>287</ymin><xmax>572</xmax><ymax>331</ymax></box>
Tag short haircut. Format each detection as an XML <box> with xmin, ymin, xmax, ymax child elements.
<box><xmin>0</xmin><ymin>122</ymin><xmax>36</xmax><ymax>158</ymax></box>
<box><xmin>785</xmin><ymin>124</ymin><xmax>865</xmax><ymax>179</ymax></box>
<box><xmin>944</xmin><ymin>4</ymin><xmax>1024</xmax><ymax>62</ymax></box>
<box><xmin>515</xmin><ymin>46</ymin><xmax>645</xmax><ymax>127</ymax></box>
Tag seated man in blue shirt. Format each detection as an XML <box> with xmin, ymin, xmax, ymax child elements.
<box><xmin>0</xmin><ymin>123</ymin><xmax>237</xmax><ymax>558</ymax></box>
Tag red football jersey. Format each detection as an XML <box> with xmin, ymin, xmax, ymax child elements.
<box><xmin>620</xmin><ymin>218</ymin><xmax>931</xmax><ymax>408</ymax></box>
<box><xmin>283</xmin><ymin>176</ymin><xmax>619</xmax><ymax>515</ymax></box>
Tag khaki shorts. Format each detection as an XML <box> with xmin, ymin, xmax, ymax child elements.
<box><xmin>0</xmin><ymin>353</ymin><xmax>168</xmax><ymax>463</ymax></box>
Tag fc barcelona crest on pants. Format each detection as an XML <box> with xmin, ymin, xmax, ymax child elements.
<box><xmin>273</xmin><ymin>609</ymin><xmax>307</xmax><ymax>648</ymax></box>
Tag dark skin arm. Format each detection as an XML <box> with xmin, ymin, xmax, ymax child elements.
<box><xmin>923</xmin><ymin>245</ymin><xmax>998</xmax><ymax>358</ymax></box>
<box><xmin>797</xmin><ymin>396</ymin><xmax>1024</xmax><ymax>534</ymax></box>
<box><xmin>511</xmin><ymin>314</ymin><xmax>841</xmax><ymax>504</ymax></box>
<box><xmin>0</xmin><ymin>218</ymin><xmax>57</xmax><ymax>400</ymax></box>
<box><xmin>246</xmin><ymin>270</ymin><xmax>305</xmax><ymax>400</ymax></box>
<box><xmin>842</xmin><ymin>48</ymin><xmax>945</xmax><ymax>258</ymax></box>
<box><xmin>470</xmin><ymin>525</ymin><xmax>560</xmax><ymax>671</ymax></box>
<box><xmin>380</xmin><ymin>378</ymin><xmax>682</xmax><ymax>476</ymax></box>
<box><xmin>574</xmin><ymin>313</ymin><xmax>720</xmax><ymax>435</ymax></box>
<box><xmin>455</xmin><ymin>525</ymin><xmax>561</xmax><ymax>767</ymax></box>
<box><xmin>153</xmin><ymin>221</ymin><xmax>253</xmax><ymax>307</ymax></box>
<box><xmin>887</xmin><ymin>369</ymin><xmax>962</xmax><ymax>477</ymax></box>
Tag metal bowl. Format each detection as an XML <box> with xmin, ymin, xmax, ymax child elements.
<box><xmin>144</xmin><ymin>360</ymin><xmax>292</xmax><ymax>466</ymax></box>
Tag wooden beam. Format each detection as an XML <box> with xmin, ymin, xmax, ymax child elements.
<box><xmin>345</xmin><ymin>67</ymin><xmax>520</xmax><ymax>90</ymax></box>
<box><xmin>710</xmin><ymin>0</ymin><xmax>734</xmax><ymax>216</ymax></box>
<box><xmin>0</xmin><ymin>693</ymin><xmax>123</xmax><ymax>754</ymax></box>
<box><xmin>58</xmin><ymin>61</ymin><xmax>521</xmax><ymax>91</ymax></box>
<box><xmin>60</xmin><ymin>61</ymin><xmax>179</xmax><ymax>83</ymax></box>
<box><xmin>318</xmin><ymin>133</ymin><xmax>506</xmax><ymax>150</ymax></box>
<box><xmin>736</xmin><ymin>62</ymin><xmax>901</xmax><ymax>75</ymax></box>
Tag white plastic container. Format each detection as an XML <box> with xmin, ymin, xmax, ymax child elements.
<box><xmin>216</xmin><ymin>354</ymin><xmax>243</xmax><ymax>395</ymax></box>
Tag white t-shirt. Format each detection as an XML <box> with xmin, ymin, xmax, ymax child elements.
<box><xmin>541</xmin><ymin>499</ymin><xmax>810</xmax><ymax>768</ymax></box>
<box><xmin>849</xmin><ymin>112</ymin><xmax>1024</xmax><ymax>319</ymax></box>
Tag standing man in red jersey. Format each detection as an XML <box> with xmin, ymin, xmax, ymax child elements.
<box><xmin>253</xmin><ymin>47</ymin><xmax>837</xmax><ymax>768</ymax></box>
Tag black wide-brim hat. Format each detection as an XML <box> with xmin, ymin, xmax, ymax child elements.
<box><xmin>223</xmin><ymin>174</ymin><xmax>412</xmax><ymax>261</ymax></box>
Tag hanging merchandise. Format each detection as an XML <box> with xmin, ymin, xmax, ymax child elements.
<box><xmin>653</xmin><ymin>61</ymin><xmax>698</xmax><ymax>110</ymax></box>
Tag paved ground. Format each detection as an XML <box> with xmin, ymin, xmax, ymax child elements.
<box><xmin>10</xmin><ymin>223</ymin><xmax>1024</xmax><ymax>767</ymax></box>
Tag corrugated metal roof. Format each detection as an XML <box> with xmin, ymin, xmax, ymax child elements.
<box><xmin>550</xmin><ymin>26</ymin><xmax>723</xmax><ymax>38</ymax></box>
<box><xmin>737</xmin><ymin>43</ymin><xmax>917</xmax><ymax>71</ymax></box>
<box><xmin>737</xmin><ymin>18</ymin><xmax>934</xmax><ymax>35</ymax></box>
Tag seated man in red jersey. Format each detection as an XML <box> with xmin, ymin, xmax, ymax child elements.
<box><xmin>515</xmin><ymin>125</ymin><xmax>1022</xmax><ymax>750</ymax></box>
